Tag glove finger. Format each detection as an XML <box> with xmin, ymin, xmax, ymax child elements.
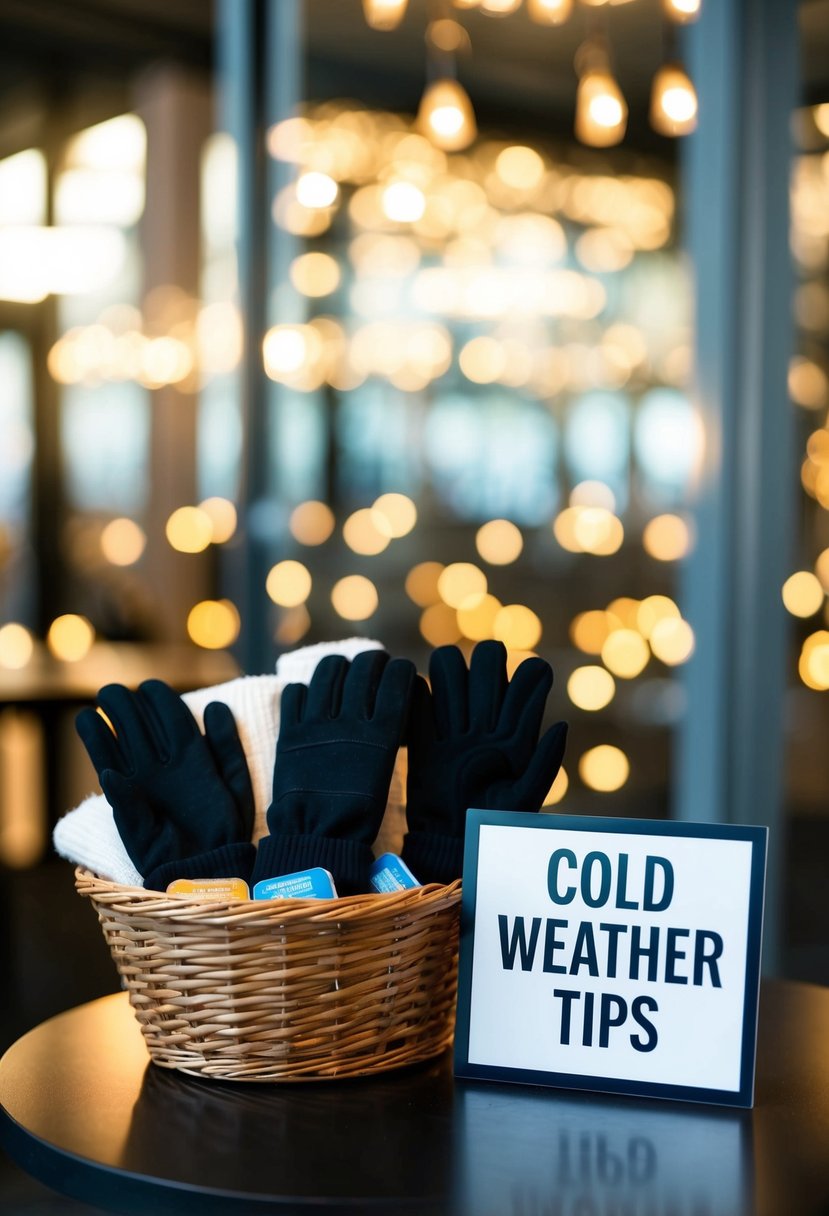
<box><xmin>510</xmin><ymin>721</ymin><xmax>568</xmax><ymax>811</ymax></box>
<box><xmin>498</xmin><ymin>656</ymin><xmax>553</xmax><ymax>742</ymax></box>
<box><xmin>468</xmin><ymin>640</ymin><xmax>508</xmax><ymax>732</ymax></box>
<box><xmin>75</xmin><ymin>706</ymin><xmax>123</xmax><ymax>776</ymax></box>
<box><xmin>371</xmin><ymin>658</ymin><xmax>416</xmax><ymax>735</ymax></box>
<box><xmin>138</xmin><ymin>680</ymin><xmax>200</xmax><ymax>759</ymax></box>
<box><xmin>203</xmin><ymin>701</ymin><xmax>255</xmax><ymax>838</ymax></box>
<box><xmin>404</xmin><ymin>673</ymin><xmax>437</xmax><ymax>749</ymax></box>
<box><xmin>341</xmin><ymin>649</ymin><xmax>389</xmax><ymax>719</ymax></box>
<box><xmin>429</xmin><ymin>645</ymin><xmax>469</xmax><ymax>739</ymax></box>
<box><xmin>280</xmin><ymin>682</ymin><xmax>306</xmax><ymax>726</ymax></box>
<box><xmin>101</xmin><ymin>768</ymin><xmax>157</xmax><ymax>873</ymax></box>
<box><xmin>306</xmin><ymin>655</ymin><xmax>349</xmax><ymax>720</ymax></box>
<box><xmin>95</xmin><ymin>684</ymin><xmax>159</xmax><ymax>772</ymax></box>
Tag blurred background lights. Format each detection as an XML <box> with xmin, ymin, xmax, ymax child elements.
<box><xmin>575</xmin><ymin>70</ymin><xmax>628</xmax><ymax>149</ymax></box>
<box><xmin>662</xmin><ymin>0</ymin><xmax>701</xmax><ymax>21</ymax></box>
<box><xmin>567</xmin><ymin>666</ymin><xmax>616</xmax><ymax>711</ymax></box>
<box><xmin>417</xmin><ymin>79</ymin><xmax>477</xmax><ymax>152</ymax></box>
<box><xmin>457</xmin><ymin>592</ymin><xmax>502</xmax><ymax>641</ymax></box>
<box><xmin>372</xmin><ymin>492</ymin><xmax>417</xmax><ymax>538</ymax></box>
<box><xmin>438</xmin><ymin>562</ymin><xmax>487</xmax><ymax>608</ymax></box>
<box><xmin>405</xmin><ymin>561</ymin><xmax>444</xmax><ymax>607</ymax></box>
<box><xmin>199</xmin><ymin>497</ymin><xmax>237</xmax><ymax>544</ymax></box>
<box><xmin>343</xmin><ymin>507</ymin><xmax>391</xmax><ymax>555</ymax></box>
<box><xmin>331</xmin><ymin>574</ymin><xmax>379</xmax><ymax>620</ymax></box>
<box><xmin>570</xmin><ymin>610</ymin><xmax>614</xmax><ymax>655</ymax></box>
<box><xmin>99</xmin><ymin>517</ymin><xmax>146</xmax><ymax>566</ymax></box>
<box><xmin>579</xmin><ymin>745</ymin><xmax>630</xmax><ymax>792</ymax></box>
<box><xmin>165</xmin><ymin>506</ymin><xmax>212</xmax><ymax>554</ymax></box>
<box><xmin>649</xmin><ymin>64</ymin><xmax>698</xmax><ymax>137</ymax></box>
<box><xmin>783</xmin><ymin>571</ymin><xmax>824</xmax><ymax>617</ymax></box>
<box><xmin>295</xmin><ymin>171</ymin><xmax>338</xmax><ymax>209</ymax></box>
<box><xmin>47</xmin><ymin>614</ymin><xmax>94</xmax><ymax>662</ymax></box>
<box><xmin>800</xmin><ymin>631</ymin><xmax>829</xmax><ymax>690</ymax></box>
<box><xmin>788</xmin><ymin>357</ymin><xmax>828</xmax><ymax>410</ymax></box>
<box><xmin>0</xmin><ymin>623</ymin><xmax>34</xmax><ymax>670</ymax></box>
<box><xmin>649</xmin><ymin>617</ymin><xmax>695</xmax><ymax>665</ymax></box>
<box><xmin>266</xmin><ymin>560</ymin><xmax>312</xmax><ymax>607</ymax></box>
<box><xmin>495</xmin><ymin>145</ymin><xmax>545</xmax><ymax>191</ymax></box>
<box><xmin>362</xmin><ymin>0</ymin><xmax>409</xmax><ymax>31</ymax></box>
<box><xmin>420</xmin><ymin>602</ymin><xmax>462</xmax><ymax>646</ymax></box>
<box><xmin>636</xmin><ymin>594</ymin><xmax>680</xmax><ymax>639</ymax></box>
<box><xmin>570</xmin><ymin>480</ymin><xmax>616</xmax><ymax>511</ymax></box>
<box><xmin>493</xmin><ymin>604</ymin><xmax>542</xmax><ymax>650</ymax></box>
<box><xmin>527</xmin><ymin>0</ymin><xmax>573</xmax><ymax>24</ymax></box>
<box><xmin>382</xmin><ymin>180</ymin><xmax>426</xmax><ymax>223</ymax></box>
<box><xmin>542</xmin><ymin>766</ymin><xmax>569</xmax><ymax>807</ymax></box>
<box><xmin>460</xmin><ymin>336</ymin><xmax>506</xmax><ymax>384</ymax></box>
<box><xmin>607</xmin><ymin>597</ymin><xmax>640</xmax><ymax>629</ymax></box>
<box><xmin>186</xmin><ymin>599</ymin><xmax>240</xmax><ymax>650</ymax></box>
<box><xmin>289</xmin><ymin>500</ymin><xmax>335</xmax><ymax>546</ymax></box>
<box><xmin>275</xmin><ymin>604</ymin><xmax>312</xmax><ymax>645</ymax></box>
<box><xmin>601</xmin><ymin>628</ymin><xmax>649</xmax><ymax>678</ymax></box>
<box><xmin>290</xmin><ymin>251</ymin><xmax>342</xmax><ymax>297</ymax></box>
<box><xmin>475</xmin><ymin>519</ymin><xmax>523</xmax><ymax>564</ymax></box>
<box><xmin>643</xmin><ymin>513</ymin><xmax>692</xmax><ymax>561</ymax></box>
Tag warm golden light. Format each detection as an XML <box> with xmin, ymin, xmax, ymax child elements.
<box><xmin>494</xmin><ymin>604</ymin><xmax>543</xmax><ymax>650</ymax></box>
<box><xmin>187</xmin><ymin>600</ymin><xmax>240</xmax><ymax>650</ymax></box>
<box><xmin>649</xmin><ymin>617</ymin><xmax>695</xmax><ymax>665</ymax></box>
<box><xmin>789</xmin><ymin>357</ymin><xmax>828</xmax><ymax>409</ymax></box>
<box><xmin>275</xmin><ymin>605</ymin><xmax>312</xmax><ymax>645</ymax></box>
<box><xmin>289</xmin><ymin>251</ymin><xmax>341</xmax><ymax>297</ymax></box>
<box><xmin>263</xmin><ymin>324</ymin><xmax>318</xmax><ymax>379</ymax></box>
<box><xmin>567</xmin><ymin>666</ymin><xmax>616</xmax><ymax>711</ymax></box>
<box><xmin>570</xmin><ymin>610</ymin><xmax>614</xmax><ymax>655</ymax></box>
<box><xmin>527</xmin><ymin>0</ymin><xmax>573</xmax><ymax>24</ymax></box>
<box><xmin>100</xmin><ymin>518</ymin><xmax>146</xmax><ymax>566</ymax></box>
<box><xmin>266</xmin><ymin>560</ymin><xmax>312</xmax><ymax>607</ymax></box>
<box><xmin>343</xmin><ymin>508</ymin><xmax>391</xmax><ymax>556</ymax></box>
<box><xmin>579</xmin><ymin>745</ymin><xmax>629</xmax><ymax>792</ymax></box>
<box><xmin>661</xmin><ymin>0</ymin><xmax>701</xmax><ymax>22</ymax></box>
<box><xmin>814</xmin><ymin>104</ymin><xmax>829</xmax><ymax>138</ymax></box>
<box><xmin>295</xmin><ymin>171</ymin><xmax>339</xmax><ymax>209</ymax></box>
<box><xmin>417</xmin><ymin>79</ymin><xmax>477</xmax><ymax>152</ymax></box>
<box><xmin>460</xmin><ymin>336</ymin><xmax>506</xmax><ymax>384</ymax></box>
<box><xmin>331</xmin><ymin>575</ymin><xmax>379</xmax><ymax>621</ymax></box>
<box><xmin>815</xmin><ymin>549</ymin><xmax>829</xmax><ymax>592</ymax></box>
<box><xmin>165</xmin><ymin>506</ymin><xmax>212</xmax><ymax>554</ymax></box>
<box><xmin>650</xmin><ymin>64</ymin><xmax>698</xmax><ymax>137</ymax></box>
<box><xmin>438</xmin><ymin>563</ymin><xmax>488</xmax><ymax>609</ymax></box>
<box><xmin>801</xmin><ymin>631</ymin><xmax>829</xmax><ymax>690</ymax></box>
<box><xmin>290</xmin><ymin>500</ymin><xmax>335</xmax><ymax>546</ymax></box>
<box><xmin>381</xmin><ymin>180</ymin><xmax>426</xmax><ymax>223</ymax></box>
<box><xmin>0</xmin><ymin>624</ymin><xmax>34</xmax><ymax>670</ymax></box>
<box><xmin>476</xmin><ymin>519</ymin><xmax>523</xmax><ymax>565</ymax></box>
<box><xmin>362</xmin><ymin>0</ymin><xmax>408</xmax><ymax>29</ymax></box>
<box><xmin>570</xmin><ymin>481</ymin><xmax>616</xmax><ymax>511</ymax></box>
<box><xmin>573</xmin><ymin>508</ymin><xmax>624</xmax><ymax>556</ymax></box>
<box><xmin>480</xmin><ymin>0</ymin><xmax>521</xmax><ymax>11</ymax></box>
<box><xmin>406</xmin><ymin>561</ymin><xmax>445</xmax><ymax>607</ymax></box>
<box><xmin>601</xmin><ymin>629</ymin><xmax>649</xmax><ymax>679</ymax></box>
<box><xmin>372</xmin><ymin>493</ymin><xmax>417</xmax><ymax>538</ymax></box>
<box><xmin>47</xmin><ymin>614</ymin><xmax>94</xmax><ymax>662</ymax></box>
<box><xmin>199</xmin><ymin>497</ymin><xmax>237</xmax><ymax>544</ymax></box>
<box><xmin>420</xmin><ymin>602</ymin><xmax>462</xmax><ymax>646</ymax></box>
<box><xmin>782</xmin><ymin>571</ymin><xmax>824</xmax><ymax>618</ymax></box>
<box><xmin>636</xmin><ymin>595</ymin><xmax>680</xmax><ymax>640</ymax></box>
<box><xmin>495</xmin><ymin>145</ymin><xmax>545</xmax><ymax>191</ymax></box>
<box><xmin>576</xmin><ymin>71</ymin><xmax>628</xmax><ymax>148</ymax></box>
<box><xmin>543</xmin><ymin>766</ymin><xmax>569</xmax><ymax>807</ymax></box>
<box><xmin>643</xmin><ymin>514</ymin><xmax>692</xmax><ymax>561</ymax></box>
<box><xmin>457</xmin><ymin>593</ymin><xmax>502</xmax><ymax>641</ymax></box>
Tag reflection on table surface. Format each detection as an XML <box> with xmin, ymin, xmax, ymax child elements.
<box><xmin>0</xmin><ymin>981</ymin><xmax>828</xmax><ymax>1215</ymax></box>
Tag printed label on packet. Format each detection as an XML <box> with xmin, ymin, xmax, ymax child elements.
<box><xmin>253</xmin><ymin>868</ymin><xmax>338</xmax><ymax>901</ymax></box>
<box><xmin>166</xmin><ymin>878</ymin><xmax>250</xmax><ymax>900</ymax></box>
<box><xmin>369</xmin><ymin>853</ymin><xmax>421</xmax><ymax>893</ymax></box>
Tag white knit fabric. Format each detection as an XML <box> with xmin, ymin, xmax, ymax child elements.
<box><xmin>53</xmin><ymin>637</ymin><xmax>406</xmax><ymax>884</ymax></box>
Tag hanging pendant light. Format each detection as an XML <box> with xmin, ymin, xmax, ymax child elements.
<box><xmin>575</xmin><ymin>69</ymin><xmax>627</xmax><ymax>146</ymax></box>
<box><xmin>479</xmin><ymin>0</ymin><xmax>523</xmax><ymax>13</ymax></box>
<box><xmin>527</xmin><ymin>0</ymin><xmax>573</xmax><ymax>24</ymax></box>
<box><xmin>418</xmin><ymin>78</ymin><xmax>477</xmax><ymax>151</ymax></box>
<box><xmin>650</xmin><ymin>63</ymin><xmax>698</xmax><ymax>135</ymax></box>
<box><xmin>661</xmin><ymin>0</ymin><xmax>701</xmax><ymax>22</ymax></box>
<box><xmin>362</xmin><ymin>0</ymin><xmax>408</xmax><ymax>31</ymax></box>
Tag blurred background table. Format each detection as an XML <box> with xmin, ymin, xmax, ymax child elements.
<box><xmin>1</xmin><ymin>979</ymin><xmax>828</xmax><ymax>1216</ymax></box>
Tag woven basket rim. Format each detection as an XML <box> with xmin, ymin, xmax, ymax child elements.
<box><xmin>74</xmin><ymin>866</ymin><xmax>461</xmax><ymax>926</ymax></box>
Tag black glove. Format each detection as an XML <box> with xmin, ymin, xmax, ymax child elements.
<box><xmin>252</xmin><ymin>650</ymin><xmax>416</xmax><ymax>896</ymax></box>
<box><xmin>401</xmin><ymin>640</ymin><xmax>568</xmax><ymax>885</ymax></box>
<box><xmin>76</xmin><ymin>680</ymin><xmax>256</xmax><ymax>890</ymax></box>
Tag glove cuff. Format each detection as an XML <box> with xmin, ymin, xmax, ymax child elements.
<box><xmin>252</xmin><ymin>833</ymin><xmax>374</xmax><ymax>897</ymax></box>
<box><xmin>401</xmin><ymin>831</ymin><xmax>464</xmax><ymax>886</ymax></box>
<box><xmin>144</xmin><ymin>843</ymin><xmax>257</xmax><ymax>892</ymax></box>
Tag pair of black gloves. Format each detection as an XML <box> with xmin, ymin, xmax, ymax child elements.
<box><xmin>76</xmin><ymin>642</ymin><xmax>567</xmax><ymax>895</ymax></box>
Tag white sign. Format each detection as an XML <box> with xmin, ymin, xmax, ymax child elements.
<box><xmin>454</xmin><ymin>812</ymin><xmax>766</xmax><ymax>1107</ymax></box>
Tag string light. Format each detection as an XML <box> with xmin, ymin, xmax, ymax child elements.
<box><xmin>575</xmin><ymin>69</ymin><xmax>628</xmax><ymax>147</ymax></box>
<box><xmin>362</xmin><ymin>0</ymin><xmax>408</xmax><ymax>30</ymax></box>
<box><xmin>650</xmin><ymin>64</ymin><xmax>698</xmax><ymax>137</ymax></box>
<box><xmin>417</xmin><ymin>79</ymin><xmax>477</xmax><ymax>152</ymax></box>
<box><xmin>527</xmin><ymin>0</ymin><xmax>572</xmax><ymax>24</ymax></box>
<box><xmin>661</xmin><ymin>0</ymin><xmax>701</xmax><ymax>23</ymax></box>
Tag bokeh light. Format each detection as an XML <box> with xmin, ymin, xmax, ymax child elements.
<box><xmin>420</xmin><ymin>602</ymin><xmax>462</xmax><ymax>646</ymax></box>
<box><xmin>475</xmin><ymin>519</ymin><xmax>523</xmax><ymax>565</ymax></box>
<box><xmin>601</xmin><ymin>629</ymin><xmax>649</xmax><ymax>678</ymax></box>
<box><xmin>567</xmin><ymin>666</ymin><xmax>616</xmax><ymax>711</ymax></box>
<box><xmin>543</xmin><ymin>767</ymin><xmax>569</xmax><ymax>807</ymax></box>
<box><xmin>331</xmin><ymin>575</ymin><xmax>379</xmax><ymax>620</ymax></box>
<box><xmin>372</xmin><ymin>493</ymin><xmax>417</xmax><ymax>538</ymax></box>
<box><xmin>405</xmin><ymin>561</ymin><xmax>445</xmax><ymax>607</ymax></box>
<box><xmin>643</xmin><ymin>514</ymin><xmax>692</xmax><ymax>561</ymax></box>
<box><xmin>290</xmin><ymin>251</ymin><xmax>341</xmax><ymax>297</ymax></box>
<box><xmin>266</xmin><ymin>560</ymin><xmax>312</xmax><ymax>607</ymax></box>
<box><xmin>649</xmin><ymin>617</ymin><xmax>695</xmax><ymax>665</ymax></box>
<box><xmin>0</xmin><ymin>623</ymin><xmax>34</xmax><ymax>670</ymax></box>
<box><xmin>166</xmin><ymin>506</ymin><xmax>212</xmax><ymax>554</ymax></box>
<box><xmin>570</xmin><ymin>610</ymin><xmax>614</xmax><ymax>655</ymax></box>
<box><xmin>636</xmin><ymin>595</ymin><xmax>680</xmax><ymax>639</ymax></box>
<box><xmin>100</xmin><ymin>517</ymin><xmax>146</xmax><ymax>566</ymax></box>
<box><xmin>187</xmin><ymin>599</ymin><xmax>240</xmax><ymax>649</ymax></box>
<box><xmin>494</xmin><ymin>604</ymin><xmax>542</xmax><ymax>650</ymax></box>
<box><xmin>290</xmin><ymin>500</ymin><xmax>335</xmax><ymax>546</ymax></box>
<box><xmin>47</xmin><ymin>614</ymin><xmax>94</xmax><ymax>662</ymax></box>
<box><xmin>343</xmin><ymin>508</ymin><xmax>390</xmax><ymax>556</ymax></box>
<box><xmin>782</xmin><ymin>571</ymin><xmax>824</xmax><ymax>617</ymax></box>
<box><xmin>579</xmin><ymin>745</ymin><xmax>630</xmax><ymax>792</ymax></box>
<box><xmin>199</xmin><ymin>497</ymin><xmax>237</xmax><ymax>544</ymax></box>
<box><xmin>438</xmin><ymin>562</ymin><xmax>487</xmax><ymax>609</ymax></box>
<box><xmin>457</xmin><ymin>592</ymin><xmax>502</xmax><ymax>641</ymax></box>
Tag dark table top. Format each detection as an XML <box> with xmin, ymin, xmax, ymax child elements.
<box><xmin>1</xmin><ymin>980</ymin><xmax>828</xmax><ymax>1215</ymax></box>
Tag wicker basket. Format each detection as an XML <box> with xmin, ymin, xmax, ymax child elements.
<box><xmin>75</xmin><ymin>867</ymin><xmax>462</xmax><ymax>1082</ymax></box>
